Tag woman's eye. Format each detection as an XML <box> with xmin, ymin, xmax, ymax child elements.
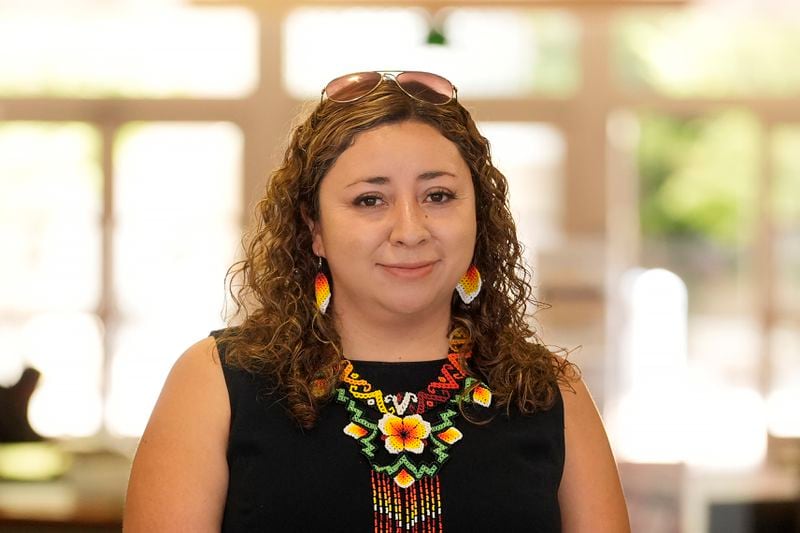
<box><xmin>355</xmin><ymin>195</ymin><xmax>382</xmax><ymax>207</ymax></box>
<box><xmin>427</xmin><ymin>191</ymin><xmax>454</xmax><ymax>203</ymax></box>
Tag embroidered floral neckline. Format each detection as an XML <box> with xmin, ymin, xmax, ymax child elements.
<box><xmin>340</xmin><ymin>352</ymin><xmax>474</xmax><ymax>416</ymax></box>
<box><xmin>335</xmin><ymin>350</ymin><xmax>493</xmax><ymax>531</ymax></box>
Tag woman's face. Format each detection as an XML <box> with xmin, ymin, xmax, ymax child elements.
<box><xmin>310</xmin><ymin>120</ymin><xmax>477</xmax><ymax>319</ymax></box>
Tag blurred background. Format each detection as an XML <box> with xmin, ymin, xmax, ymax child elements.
<box><xmin>0</xmin><ymin>0</ymin><xmax>799</xmax><ymax>531</ymax></box>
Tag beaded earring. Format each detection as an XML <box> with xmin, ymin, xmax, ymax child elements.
<box><xmin>455</xmin><ymin>264</ymin><xmax>481</xmax><ymax>304</ymax></box>
<box><xmin>314</xmin><ymin>256</ymin><xmax>331</xmax><ymax>314</ymax></box>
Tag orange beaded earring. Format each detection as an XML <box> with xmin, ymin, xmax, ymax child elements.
<box><xmin>456</xmin><ymin>264</ymin><xmax>481</xmax><ymax>304</ymax></box>
<box><xmin>314</xmin><ymin>256</ymin><xmax>331</xmax><ymax>314</ymax></box>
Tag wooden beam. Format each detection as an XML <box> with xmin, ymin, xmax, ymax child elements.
<box><xmin>192</xmin><ymin>0</ymin><xmax>688</xmax><ymax>7</ymax></box>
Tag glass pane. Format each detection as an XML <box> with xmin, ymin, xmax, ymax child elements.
<box><xmin>442</xmin><ymin>9</ymin><xmax>579</xmax><ymax>96</ymax></box>
<box><xmin>638</xmin><ymin>110</ymin><xmax>760</xmax><ymax>365</ymax></box>
<box><xmin>107</xmin><ymin>321</ymin><xmax>204</xmax><ymax>437</ymax></box>
<box><xmin>0</xmin><ymin>122</ymin><xmax>101</xmax><ymax>313</ymax></box>
<box><xmin>283</xmin><ymin>7</ymin><xmax>427</xmax><ymax>98</ymax></box>
<box><xmin>772</xmin><ymin>126</ymin><xmax>800</xmax><ymax>315</ymax></box>
<box><xmin>0</xmin><ymin>322</ymin><xmax>26</xmax><ymax>388</ymax></box>
<box><xmin>477</xmin><ymin>122</ymin><xmax>565</xmax><ymax>259</ymax></box>
<box><xmin>613</xmin><ymin>10</ymin><xmax>800</xmax><ymax>97</ymax></box>
<box><xmin>284</xmin><ymin>8</ymin><xmax>579</xmax><ymax>99</ymax></box>
<box><xmin>109</xmin><ymin>122</ymin><xmax>242</xmax><ymax>436</ymax></box>
<box><xmin>639</xmin><ymin>113</ymin><xmax>759</xmax><ymax>229</ymax></box>
<box><xmin>114</xmin><ymin>122</ymin><xmax>242</xmax><ymax>218</ymax></box>
<box><xmin>767</xmin><ymin>322</ymin><xmax>800</xmax><ymax>437</ymax></box>
<box><xmin>24</xmin><ymin>313</ymin><xmax>104</xmax><ymax>438</ymax></box>
<box><xmin>768</xmin><ymin>126</ymin><xmax>800</xmax><ymax>437</ymax></box>
<box><xmin>0</xmin><ymin>6</ymin><xmax>258</xmax><ymax>98</ymax></box>
<box><xmin>769</xmin><ymin>322</ymin><xmax>800</xmax><ymax>395</ymax></box>
<box><xmin>629</xmin><ymin>109</ymin><xmax>764</xmax><ymax>467</ymax></box>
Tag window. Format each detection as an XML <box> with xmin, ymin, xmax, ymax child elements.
<box><xmin>0</xmin><ymin>6</ymin><xmax>258</xmax><ymax>98</ymax></box>
<box><xmin>767</xmin><ymin>125</ymin><xmax>800</xmax><ymax>437</ymax></box>
<box><xmin>633</xmin><ymin>109</ymin><xmax>765</xmax><ymax>468</ymax></box>
<box><xmin>283</xmin><ymin>7</ymin><xmax>579</xmax><ymax>99</ymax></box>
<box><xmin>613</xmin><ymin>10</ymin><xmax>800</xmax><ymax>97</ymax></box>
<box><xmin>0</xmin><ymin>122</ymin><xmax>103</xmax><ymax>437</ymax></box>
<box><xmin>109</xmin><ymin>122</ymin><xmax>243</xmax><ymax>437</ymax></box>
<box><xmin>477</xmin><ymin>122</ymin><xmax>566</xmax><ymax>258</ymax></box>
<box><xmin>0</xmin><ymin>120</ymin><xmax>242</xmax><ymax>438</ymax></box>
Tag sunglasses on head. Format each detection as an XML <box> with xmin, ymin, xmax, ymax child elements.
<box><xmin>320</xmin><ymin>71</ymin><xmax>458</xmax><ymax>105</ymax></box>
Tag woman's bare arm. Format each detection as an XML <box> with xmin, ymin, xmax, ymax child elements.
<box><xmin>558</xmin><ymin>375</ymin><xmax>630</xmax><ymax>532</ymax></box>
<box><xmin>123</xmin><ymin>336</ymin><xmax>230</xmax><ymax>532</ymax></box>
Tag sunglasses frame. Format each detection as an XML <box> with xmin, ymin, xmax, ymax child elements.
<box><xmin>320</xmin><ymin>70</ymin><xmax>458</xmax><ymax>105</ymax></box>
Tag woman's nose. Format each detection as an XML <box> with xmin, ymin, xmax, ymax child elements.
<box><xmin>389</xmin><ymin>199</ymin><xmax>431</xmax><ymax>246</ymax></box>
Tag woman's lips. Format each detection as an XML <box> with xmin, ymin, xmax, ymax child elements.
<box><xmin>380</xmin><ymin>262</ymin><xmax>437</xmax><ymax>279</ymax></box>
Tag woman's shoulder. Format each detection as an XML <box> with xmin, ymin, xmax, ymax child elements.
<box><xmin>124</xmin><ymin>335</ymin><xmax>230</xmax><ymax>530</ymax></box>
<box><xmin>185</xmin><ymin>334</ymin><xmax>224</xmax><ymax>366</ymax></box>
<box><xmin>557</xmin><ymin>371</ymin><xmax>591</xmax><ymax>420</ymax></box>
<box><xmin>205</xmin><ymin>326</ymin><xmax>281</xmax><ymax>402</ymax></box>
<box><xmin>207</xmin><ymin>326</ymin><xmax>240</xmax><ymax>364</ymax></box>
<box><xmin>163</xmin><ymin>335</ymin><xmax>228</xmax><ymax>408</ymax></box>
<box><xmin>556</xmin><ymin>371</ymin><xmax>631</xmax><ymax>531</ymax></box>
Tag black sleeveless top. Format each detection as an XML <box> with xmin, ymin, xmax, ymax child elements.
<box><xmin>211</xmin><ymin>329</ymin><xmax>564</xmax><ymax>532</ymax></box>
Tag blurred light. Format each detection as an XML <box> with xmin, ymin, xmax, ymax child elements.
<box><xmin>23</xmin><ymin>313</ymin><xmax>103</xmax><ymax>438</ymax></box>
<box><xmin>283</xmin><ymin>7</ymin><xmax>579</xmax><ymax>99</ymax></box>
<box><xmin>768</xmin><ymin>322</ymin><xmax>800</xmax><ymax>436</ymax></box>
<box><xmin>686</xmin><ymin>386</ymin><xmax>767</xmax><ymax>470</ymax></box>
<box><xmin>0</xmin><ymin>6</ymin><xmax>257</xmax><ymax>97</ymax></box>
<box><xmin>0</xmin><ymin>1</ymin><xmax>186</xmax><ymax>11</ymax></box>
<box><xmin>767</xmin><ymin>388</ymin><xmax>800</xmax><ymax>437</ymax></box>
<box><xmin>0</xmin><ymin>123</ymin><xmax>101</xmax><ymax>313</ymax></box>
<box><xmin>113</xmin><ymin>122</ymin><xmax>241</xmax><ymax>320</ymax></box>
<box><xmin>106</xmin><ymin>322</ymin><xmax>206</xmax><ymax>437</ymax></box>
<box><xmin>0</xmin><ymin>481</ymin><xmax>78</xmax><ymax>519</ymax></box>
<box><xmin>609</xmin><ymin>268</ymin><xmax>689</xmax><ymax>464</ymax></box>
<box><xmin>614</xmin><ymin>11</ymin><xmax>800</xmax><ymax>97</ymax></box>
<box><xmin>0</xmin><ymin>326</ymin><xmax>25</xmax><ymax>388</ymax></box>
<box><xmin>106</xmin><ymin>347</ymin><xmax>162</xmax><ymax>437</ymax></box>
<box><xmin>610</xmin><ymin>268</ymin><xmax>768</xmax><ymax>469</ymax></box>
<box><xmin>477</xmin><ymin>122</ymin><xmax>565</xmax><ymax>253</ymax></box>
<box><xmin>627</xmin><ymin>269</ymin><xmax>688</xmax><ymax>386</ymax></box>
<box><xmin>283</xmin><ymin>7</ymin><xmax>428</xmax><ymax>98</ymax></box>
<box><xmin>107</xmin><ymin>122</ymin><xmax>239</xmax><ymax>436</ymax></box>
<box><xmin>697</xmin><ymin>0</ymin><xmax>800</xmax><ymax>16</ymax></box>
<box><xmin>28</xmin><ymin>381</ymin><xmax>103</xmax><ymax>438</ymax></box>
<box><xmin>0</xmin><ymin>443</ymin><xmax>72</xmax><ymax>481</ymax></box>
<box><xmin>610</xmin><ymin>392</ymin><xmax>688</xmax><ymax>464</ymax></box>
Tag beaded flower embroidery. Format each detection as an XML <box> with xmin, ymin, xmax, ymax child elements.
<box><xmin>336</xmin><ymin>352</ymin><xmax>492</xmax><ymax>532</ymax></box>
<box><xmin>378</xmin><ymin>413</ymin><xmax>431</xmax><ymax>454</ymax></box>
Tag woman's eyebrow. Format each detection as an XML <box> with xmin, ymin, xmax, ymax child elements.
<box><xmin>345</xmin><ymin>171</ymin><xmax>457</xmax><ymax>189</ymax></box>
<box><xmin>346</xmin><ymin>176</ymin><xmax>389</xmax><ymax>188</ymax></box>
<box><xmin>418</xmin><ymin>170</ymin><xmax>456</xmax><ymax>181</ymax></box>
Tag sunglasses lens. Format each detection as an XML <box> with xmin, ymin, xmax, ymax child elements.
<box><xmin>396</xmin><ymin>71</ymin><xmax>453</xmax><ymax>104</ymax></box>
<box><xmin>324</xmin><ymin>72</ymin><xmax>382</xmax><ymax>102</ymax></box>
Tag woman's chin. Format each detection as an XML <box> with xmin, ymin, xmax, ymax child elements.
<box><xmin>378</xmin><ymin>295</ymin><xmax>445</xmax><ymax>318</ymax></box>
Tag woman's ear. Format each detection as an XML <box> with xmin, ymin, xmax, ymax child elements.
<box><xmin>301</xmin><ymin>204</ymin><xmax>325</xmax><ymax>258</ymax></box>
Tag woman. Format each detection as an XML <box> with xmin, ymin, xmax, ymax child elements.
<box><xmin>124</xmin><ymin>71</ymin><xmax>630</xmax><ymax>532</ymax></box>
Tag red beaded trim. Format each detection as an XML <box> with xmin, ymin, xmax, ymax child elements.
<box><xmin>340</xmin><ymin>352</ymin><xmax>470</xmax><ymax>416</ymax></box>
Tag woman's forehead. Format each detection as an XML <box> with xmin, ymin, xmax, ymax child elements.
<box><xmin>324</xmin><ymin>121</ymin><xmax>468</xmax><ymax>180</ymax></box>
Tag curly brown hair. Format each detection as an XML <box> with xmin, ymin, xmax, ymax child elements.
<box><xmin>218</xmin><ymin>80</ymin><xmax>578</xmax><ymax>429</ymax></box>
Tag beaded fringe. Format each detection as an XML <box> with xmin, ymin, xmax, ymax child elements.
<box><xmin>371</xmin><ymin>471</ymin><xmax>443</xmax><ymax>532</ymax></box>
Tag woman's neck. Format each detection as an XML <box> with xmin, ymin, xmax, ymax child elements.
<box><xmin>333</xmin><ymin>306</ymin><xmax>451</xmax><ymax>362</ymax></box>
